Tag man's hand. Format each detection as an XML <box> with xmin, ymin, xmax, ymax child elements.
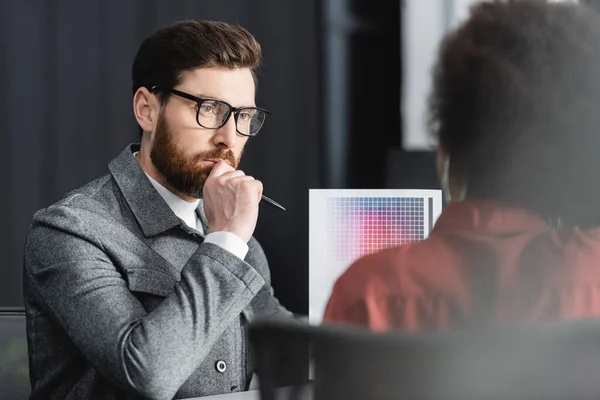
<box><xmin>202</xmin><ymin>160</ymin><xmax>263</xmax><ymax>243</ymax></box>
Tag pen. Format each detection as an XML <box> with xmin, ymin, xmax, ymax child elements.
<box><xmin>261</xmin><ymin>195</ymin><xmax>286</xmax><ymax>211</ymax></box>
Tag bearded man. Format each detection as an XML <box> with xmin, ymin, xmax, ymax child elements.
<box><xmin>23</xmin><ymin>20</ymin><xmax>292</xmax><ymax>400</ymax></box>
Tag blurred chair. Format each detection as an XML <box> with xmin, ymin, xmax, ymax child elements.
<box><xmin>0</xmin><ymin>308</ymin><xmax>30</xmax><ymax>400</ymax></box>
<box><xmin>249</xmin><ymin>318</ymin><xmax>600</xmax><ymax>400</ymax></box>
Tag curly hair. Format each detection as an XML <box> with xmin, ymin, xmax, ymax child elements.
<box><xmin>429</xmin><ymin>0</ymin><xmax>600</xmax><ymax>224</ymax></box>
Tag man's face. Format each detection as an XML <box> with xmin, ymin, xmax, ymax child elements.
<box><xmin>150</xmin><ymin>67</ymin><xmax>255</xmax><ymax>198</ymax></box>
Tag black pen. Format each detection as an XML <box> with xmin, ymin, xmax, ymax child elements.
<box><xmin>261</xmin><ymin>195</ymin><xmax>286</xmax><ymax>211</ymax></box>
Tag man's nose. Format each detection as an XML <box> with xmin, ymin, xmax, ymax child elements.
<box><xmin>212</xmin><ymin>114</ymin><xmax>238</xmax><ymax>149</ymax></box>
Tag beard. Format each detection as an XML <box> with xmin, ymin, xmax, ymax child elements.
<box><xmin>150</xmin><ymin>112</ymin><xmax>241</xmax><ymax>198</ymax></box>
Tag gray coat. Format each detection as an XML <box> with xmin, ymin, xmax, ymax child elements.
<box><xmin>23</xmin><ymin>144</ymin><xmax>292</xmax><ymax>400</ymax></box>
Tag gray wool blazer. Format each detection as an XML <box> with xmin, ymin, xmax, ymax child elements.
<box><xmin>23</xmin><ymin>144</ymin><xmax>292</xmax><ymax>400</ymax></box>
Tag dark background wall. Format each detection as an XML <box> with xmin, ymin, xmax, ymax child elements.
<box><xmin>0</xmin><ymin>0</ymin><xmax>320</xmax><ymax>314</ymax></box>
<box><xmin>0</xmin><ymin>0</ymin><xmax>439</xmax><ymax>313</ymax></box>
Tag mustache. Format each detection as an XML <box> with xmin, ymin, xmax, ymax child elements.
<box><xmin>193</xmin><ymin>149</ymin><xmax>238</xmax><ymax>169</ymax></box>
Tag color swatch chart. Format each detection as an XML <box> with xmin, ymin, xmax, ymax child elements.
<box><xmin>328</xmin><ymin>196</ymin><xmax>425</xmax><ymax>263</ymax></box>
<box><xmin>309</xmin><ymin>189</ymin><xmax>442</xmax><ymax>324</ymax></box>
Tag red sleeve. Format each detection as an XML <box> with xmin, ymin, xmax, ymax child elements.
<box><xmin>321</xmin><ymin>245</ymin><xmax>451</xmax><ymax>332</ymax></box>
<box><xmin>322</xmin><ymin>276</ymin><xmax>369</xmax><ymax>326</ymax></box>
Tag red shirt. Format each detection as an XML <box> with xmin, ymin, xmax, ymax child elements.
<box><xmin>323</xmin><ymin>201</ymin><xmax>600</xmax><ymax>332</ymax></box>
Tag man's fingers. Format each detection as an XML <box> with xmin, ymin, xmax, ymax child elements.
<box><xmin>215</xmin><ymin>170</ymin><xmax>247</xmax><ymax>187</ymax></box>
<box><xmin>226</xmin><ymin>176</ymin><xmax>262</xmax><ymax>199</ymax></box>
<box><xmin>217</xmin><ymin>170</ymin><xmax>245</xmax><ymax>181</ymax></box>
<box><xmin>208</xmin><ymin>160</ymin><xmax>236</xmax><ymax>178</ymax></box>
<box><xmin>228</xmin><ymin>175</ymin><xmax>255</xmax><ymax>183</ymax></box>
<box><xmin>239</xmin><ymin>178</ymin><xmax>263</xmax><ymax>200</ymax></box>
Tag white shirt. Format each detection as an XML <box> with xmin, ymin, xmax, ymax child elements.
<box><xmin>138</xmin><ymin>156</ymin><xmax>249</xmax><ymax>261</ymax></box>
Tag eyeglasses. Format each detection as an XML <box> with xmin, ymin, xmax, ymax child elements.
<box><xmin>150</xmin><ymin>85</ymin><xmax>270</xmax><ymax>137</ymax></box>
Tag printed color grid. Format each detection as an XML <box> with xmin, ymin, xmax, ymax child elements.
<box><xmin>328</xmin><ymin>197</ymin><xmax>424</xmax><ymax>262</ymax></box>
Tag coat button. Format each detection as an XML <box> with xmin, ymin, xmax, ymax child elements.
<box><xmin>215</xmin><ymin>360</ymin><xmax>227</xmax><ymax>373</ymax></box>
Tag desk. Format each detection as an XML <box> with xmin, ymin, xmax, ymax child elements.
<box><xmin>184</xmin><ymin>390</ymin><xmax>259</xmax><ymax>400</ymax></box>
<box><xmin>184</xmin><ymin>385</ymin><xmax>312</xmax><ymax>400</ymax></box>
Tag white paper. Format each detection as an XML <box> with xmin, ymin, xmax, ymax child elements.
<box><xmin>309</xmin><ymin>189</ymin><xmax>442</xmax><ymax>324</ymax></box>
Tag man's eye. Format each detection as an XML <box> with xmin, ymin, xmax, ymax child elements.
<box><xmin>199</xmin><ymin>104</ymin><xmax>214</xmax><ymax>113</ymax></box>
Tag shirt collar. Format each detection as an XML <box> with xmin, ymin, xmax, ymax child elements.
<box><xmin>143</xmin><ymin>170</ymin><xmax>200</xmax><ymax>231</ymax></box>
<box><xmin>433</xmin><ymin>200</ymin><xmax>549</xmax><ymax>236</ymax></box>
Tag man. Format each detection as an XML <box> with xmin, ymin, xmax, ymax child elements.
<box><xmin>324</xmin><ymin>0</ymin><xmax>600</xmax><ymax>331</ymax></box>
<box><xmin>24</xmin><ymin>20</ymin><xmax>291</xmax><ymax>399</ymax></box>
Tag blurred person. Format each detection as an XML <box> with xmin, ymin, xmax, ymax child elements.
<box><xmin>324</xmin><ymin>0</ymin><xmax>600</xmax><ymax>332</ymax></box>
<box><xmin>23</xmin><ymin>20</ymin><xmax>292</xmax><ymax>399</ymax></box>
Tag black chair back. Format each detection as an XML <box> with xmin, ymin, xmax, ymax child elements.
<box><xmin>0</xmin><ymin>308</ymin><xmax>30</xmax><ymax>400</ymax></box>
<box><xmin>249</xmin><ymin>318</ymin><xmax>600</xmax><ymax>400</ymax></box>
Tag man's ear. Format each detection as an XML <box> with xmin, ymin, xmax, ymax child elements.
<box><xmin>133</xmin><ymin>87</ymin><xmax>158</xmax><ymax>134</ymax></box>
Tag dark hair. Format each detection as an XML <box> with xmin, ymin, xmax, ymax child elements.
<box><xmin>429</xmin><ymin>0</ymin><xmax>600</xmax><ymax>224</ymax></box>
<box><xmin>132</xmin><ymin>20</ymin><xmax>261</xmax><ymax>105</ymax></box>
